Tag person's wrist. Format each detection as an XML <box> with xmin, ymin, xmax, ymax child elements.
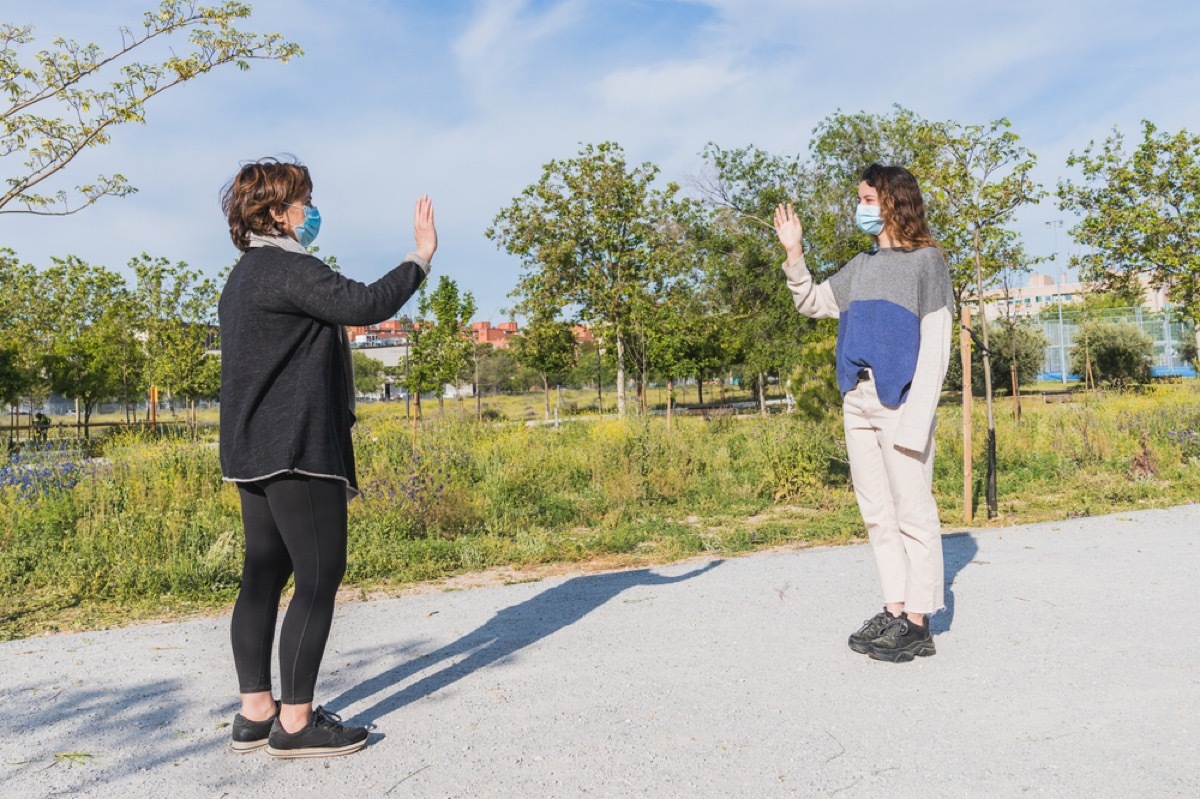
<box><xmin>784</xmin><ymin>246</ymin><xmax>804</xmax><ymax>264</ymax></box>
<box><xmin>416</xmin><ymin>246</ymin><xmax>435</xmax><ymax>262</ymax></box>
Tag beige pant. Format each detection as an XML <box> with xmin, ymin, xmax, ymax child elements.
<box><xmin>843</xmin><ymin>377</ymin><xmax>945</xmax><ymax>614</ymax></box>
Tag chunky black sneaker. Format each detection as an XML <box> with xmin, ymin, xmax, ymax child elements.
<box><xmin>848</xmin><ymin>609</ymin><xmax>897</xmax><ymax>654</ymax></box>
<box><xmin>868</xmin><ymin>614</ymin><xmax>936</xmax><ymax>662</ymax></box>
<box><xmin>230</xmin><ymin>701</ymin><xmax>280</xmax><ymax>753</ymax></box>
<box><xmin>266</xmin><ymin>706</ymin><xmax>368</xmax><ymax>759</ymax></box>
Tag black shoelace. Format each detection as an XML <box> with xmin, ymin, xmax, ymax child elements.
<box><xmin>312</xmin><ymin>706</ymin><xmax>347</xmax><ymax>731</ymax></box>
<box><xmin>876</xmin><ymin>617</ymin><xmax>909</xmax><ymax>641</ymax></box>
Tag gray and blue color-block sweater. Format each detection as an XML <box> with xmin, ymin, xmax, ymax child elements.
<box><xmin>782</xmin><ymin>246</ymin><xmax>955</xmax><ymax>453</ymax></box>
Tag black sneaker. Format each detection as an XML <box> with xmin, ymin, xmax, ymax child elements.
<box><xmin>868</xmin><ymin>614</ymin><xmax>936</xmax><ymax>662</ymax></box>
<box><xmin>266</xmin><ymin>706</ymin><xmax>368</xmax><ymax>759</ymax></box>
<box><xmin>848</xmin><ymin>609</ymin><xmax>897</xmax><ymax>654</ymax></box>
<box><xmin>230</xmin><ymin>701</ymin><xmax>280</xmax><ymax>753</ymax></box>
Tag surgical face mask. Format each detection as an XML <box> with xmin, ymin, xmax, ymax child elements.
<box><xmin>855</xmin><ymin>203</ymin><xmax>884</xmax><ymax>236</ymax></box>
<box><xmin>291</xmin><ymin>204</ymin><xmax>321</xmax><ymax>247</ymax></box>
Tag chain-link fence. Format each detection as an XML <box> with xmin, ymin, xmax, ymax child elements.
<box><xmin>1034</xmin><ymin>308</ymin><xmax>1195</xmax><ymax>381</ymax></box>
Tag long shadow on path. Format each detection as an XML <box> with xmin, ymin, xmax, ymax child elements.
<box><xmin>932</xmin><ymin>532</ymin><xmax>978</xmax><ymax>634</ymax></box>
<box><xmin>329</xmin><ymin>560</ymin><xmax>723</xmax><ymax>724</ymax></box>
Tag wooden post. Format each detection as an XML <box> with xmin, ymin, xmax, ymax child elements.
<box><xmin>961</xmin><ymin>305</ymin><xmax>973</xmax><ymax>524</ymax></box>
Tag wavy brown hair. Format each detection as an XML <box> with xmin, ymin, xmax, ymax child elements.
<box><xmin>221</xmin><ymin>157</ymin><xmax>313</xmax><ymax>251</ymax></box>
<box><xmin>860</xmin><ymin>163</ymin><xmax>937</xmax><ymax>251</ymax></box>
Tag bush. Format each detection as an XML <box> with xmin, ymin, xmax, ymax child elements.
<box><xmin>788</xmin><ymin>320</ymin><xmax>839</xmax><ymax>421</ymax></box>
<box><xmin>1070</xmin><ymin>320</ymin><xmax>1153</xmax><ymax>387</ymax></box>
<box><xmin>946</xmin><ymin>317</ymin><xmax>1047</xmax><ymax>395</ymax></box>
<box><xmin>1177</xmin><ymin>334</ymin><xmax>1197</xmax><ymax>370</ymax></box>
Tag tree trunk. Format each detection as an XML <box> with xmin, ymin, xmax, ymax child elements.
<box><xmin>1010</xmin><ymin>363</ymin><xmax>1021</xmax><ymax>421</ymax></box>
<box><xmin>412</xmin><ymin>393</ymin><xmax>421</xmax><ymax>448</ymax></box>
<box><xmin>615</xmin><ymin>335</ymin><xmax>626</xmax><ymax>416</ymax></box>
<box><xmin>758</xmin><ymin>372</ymin><xmax>767</xmax><ymax>416</ymax></box>
<box><xmin>973</xmin><ymin>226</ymin><xmax>998</xmax><ymax>518</ymax></box>
<box><xmin>697</xmin><ymin>377</ymin><xmax>704</xmax><ymax>407</ymax></box>
<box><xmin>543</xmin><ymin>374</ymin><xmax>551</xmax><ymax>420</ymax></box>
<box><xmin>666</xmin><ymin>377</ymin><xmax>674</xmax><ymax>430</ymax></box>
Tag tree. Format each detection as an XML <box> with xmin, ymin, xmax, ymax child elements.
<box><xmin>1</xmin><ymin>1</ymin><xmax>301</xmax><ymax>215</ymax></box>
<box><xmin>1070</xmin><ymin>321</ymin><xmax>1153</xmax><ymax>388</ymax></box>
<box><xmin>488</xmin><ymin>141</ymin><xmax>679</xmax><ymax>416</ymax></box>
<box><xmin>405</xmin><ymin>276</ymin><xmax>475</xmax><ymax>419</ymax></box>
<box><xmin>133</xmin><ymin>255</ymin><xmax>219</xmax><ymax>420</ymax></box>
<box><xmin>566</xmin><ymin>340</ymin><xmax>615</xmax><ymax>397</ymax></box>
<box><xmin>938</xmin><ymin>118</ymin><xmax>1045</xmax><ymax>517</ymax></box>
<box><xmin>427</xmin><ymin>276</ymin><xmax>476</xmax><ymax>411</ymax></box>
<box><xmin>351</xmin><ymin>350</ymin><xmax>385</xmax><ymax>397</ymax></box>
<box><xmin>475</xmin><ymin>345</ymin><xmax>521</xmax><ymax>396</ymax></box>
<box><xmin>37</xmin><ymin>257</ymin><xmax>131</xmax><ymax>436</ymax></box>
<box><xmin>510</xmin><ymin>316</ymin><xmax>576</xmax><ymax>420</ymax></box>
<box><xmin>693</xmin><ymin>144</ymin><xmax>811</xmax><ymax>414</ymax></box>
<box><xmin>1058</xmin><ymin>121</ymin><xmax>1200</xmax><ymax>354</ymax></box>
<box><xmin>0</xmin><ymin>250</ymin><xmax>40</xmax><ymax>410</ymax></box>
<box><xmin>787</xmin><ymin>320</ymin><xmax>839</xmax><ymax>421</ymax></box>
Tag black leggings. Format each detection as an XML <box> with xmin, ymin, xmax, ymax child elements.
<box><xmin>231</xmin><ymin>474</ymin><xmax>348</xmax><ymax>704</ymax></box>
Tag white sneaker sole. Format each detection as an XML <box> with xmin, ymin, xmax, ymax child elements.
<box><xmin>265</xmin><ymin>740</ymin><xmax>367</xmax><ymax>759</ymax></box>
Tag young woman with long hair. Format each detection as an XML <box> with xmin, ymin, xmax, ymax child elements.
<box><xmin>774</xmin><ymin>163</ymin><xmax>954</xmax><ymax>662</ymax></box>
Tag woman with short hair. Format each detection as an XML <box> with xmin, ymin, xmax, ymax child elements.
<box><xmin>219</xmin><ymin>157</ymin><xmax>436</xmax><ymax>755</ymax></box>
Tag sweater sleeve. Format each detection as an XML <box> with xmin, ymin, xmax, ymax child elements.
<box><xmin>894</xmin><ymin>254</ymin><xmax>955</xmax><ymax>453</ymax></box>
<box><xmin>282</xmin><ymin>252</ymin><xmax>429</xmax><ymax>326</ymax></box>
<box><xmin>780</xmin><ymin>253</ymin><xmax>840</xmax><ymax>319</ymax></box>
<box><xmin>893</xmin><ymin>306</ymin><xmax>952</xmax><ymax>453</ymax></box>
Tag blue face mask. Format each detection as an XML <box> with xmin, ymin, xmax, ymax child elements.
<box><xmin>855</xmin><ymin>203</ymin><xmax>884</xmax><ymax>236</ymax></box>
<box><xmin>293</xmin><ymin>204</ymin><xmax>321</xmax><ymax>247</ymax></box>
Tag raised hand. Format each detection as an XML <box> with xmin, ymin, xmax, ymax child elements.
<box><xmin>773</xmin><ymin>203</ymin><xmax>803</xmax><ymax>261</ymax></box>
<box><xmin>414</xmin><ymin>194</ymin><xmax>437</xmax><ymax>262</ymax></box>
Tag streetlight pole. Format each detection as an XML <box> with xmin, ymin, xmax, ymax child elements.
<box><xmin>1046</xmin><ymin>220</ymin><xmax>1067</xmax><ymax>385</ymax></box>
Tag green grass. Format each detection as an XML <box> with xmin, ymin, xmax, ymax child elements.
<box><xmin>3</xmin><ymin>383</ymin><xmax>1200</xmax><ymax>640</ymax></box>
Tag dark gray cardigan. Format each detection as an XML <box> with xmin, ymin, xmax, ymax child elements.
<box><xmin>218</xmin><ymin>244</ymin><xmax>427</xmax><ymax>494</ymax></box>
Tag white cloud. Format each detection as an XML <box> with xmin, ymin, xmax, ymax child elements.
<box><xmin>596</xmin><ymin>60</ymin><xmax>746</xmax><ymax>112</ymax></box>
<box><xmin>452</xmin><ymin>0</ymin><xmax>586</xmax><ymax>109</ymax></box>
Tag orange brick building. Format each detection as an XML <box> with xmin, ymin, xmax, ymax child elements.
<box><xmin>471</xmin><ymin>321</ymin><xmax>520</xmax><ymax>349</ymax></box>
<box><xmin>346</xmin><ymin>320</ymin><xmax>595</xmax><ymax>350</ymax></box>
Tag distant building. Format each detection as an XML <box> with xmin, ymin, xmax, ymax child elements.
<box><xmin>471</xmin><ymin>321</ymin><xmax>519</xmax><ymax>349</ymax></box>
<box><xmin>983</xmin><ymin>272</ymin><xmax>1171</xmax><ymax>320</ymax></box>
<box><xmin>347</xmin><ymin>318</ymin><xmax>596</xmax><ymax>359</ymax></box>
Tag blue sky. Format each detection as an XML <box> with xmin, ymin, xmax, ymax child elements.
<box><xmin>4</xmin><ymin>0</ymin><xmax>1200</xmax><ymax>323</ymax></box>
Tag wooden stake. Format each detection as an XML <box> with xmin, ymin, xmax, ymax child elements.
<box><xmin>961</xmin><ymin>306</ymin><xmax>973</xmax><ymax>524</ymax></box>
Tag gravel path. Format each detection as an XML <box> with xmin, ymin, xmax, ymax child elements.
<box><xmin>2</xmin><ymin>505</ymin><xmax>1198</xmax><ymax>798</ymax></box>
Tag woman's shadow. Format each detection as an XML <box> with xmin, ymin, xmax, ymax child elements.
<box><xmin>932</xmin><ymin>531</ymin><xmax>978</xmax><ymax>634</ymax></box>
<box><xmin>328</xmin><ymin>560</ymin><xmax>723</xmax><ymax>724</ymax></box>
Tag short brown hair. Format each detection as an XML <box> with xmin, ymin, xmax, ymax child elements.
<box><xmin>220</xmin><ymin>157</ymin><xmax>313</xmax><ymax>251</ymax></box>
<box><xmin>860</xmin><ymin>163</ymin><xmax>937</xmax><ymax>251</ymax></box>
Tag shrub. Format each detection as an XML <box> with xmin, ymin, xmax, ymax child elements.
<box><xmin>787</xmin><ymin>320</ymin><xmax>840</xmax><ymax>421</ymax></box>
<box><xmin>1070</xmin><ymin>320</ymin><xmax>1153</xmax><ymax>387</ymax></box>
<box><xmin>946</xmin><ymin>317</ymin><xmax>1047</xmax><ymax>394</ymax></box>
